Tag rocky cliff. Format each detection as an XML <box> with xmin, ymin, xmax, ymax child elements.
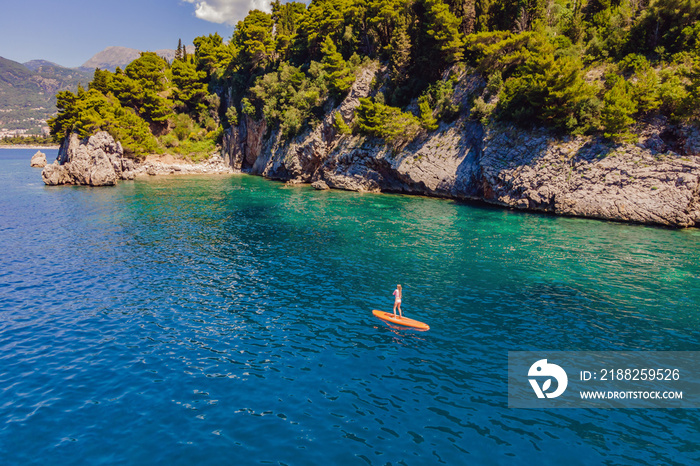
<box><xmin>222</xmin><ymin>66</ymin><xmax>700</xmax><ymax>228</ymax></box>
<box><xmin>43</xmin><ymin>132</ymin><xmax>233</xmax><ymax>186</ymax></box>
<box><xmin>43</xmin><ymin>132</ymin><xmax>134</xmax><ymax>186</ymax></box>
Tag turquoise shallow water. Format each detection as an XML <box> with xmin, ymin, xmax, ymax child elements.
<box><xmin>1</xmin><ymin>148</ymin><xmax>699</xmax><ymax>464</ymax></box>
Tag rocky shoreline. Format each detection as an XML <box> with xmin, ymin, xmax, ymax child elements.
<box><xmin>221</xmin><ymin>65</ymin><xmax>700</xmax><ymax>228</ymax></box>
<box><xmin>132</xmin><ymin>153</ymin><xmax>234</xmax><ymax>177</ymax></box>
<box><xmin>41</xmin><ymin>66</ymin><xmax>700</xmax><ymax>228</ymax></box>
<box><xmin>40</xmin><ymin>132</ymin><xmax>234</xmax><ymax>186</ymax></box>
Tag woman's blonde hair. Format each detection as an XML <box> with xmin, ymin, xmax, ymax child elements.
<box><xmin>397</xmin><ymin>284</ymin><xmax>402</xmax><ymax>295</ymax></box>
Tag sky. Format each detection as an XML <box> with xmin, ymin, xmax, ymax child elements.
<box><xmin>0</xmin><ymin>0</ymin><xmax>278</xmax><ymax>68</ymax></box>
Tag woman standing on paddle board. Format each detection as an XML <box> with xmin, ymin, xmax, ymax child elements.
<box><xmin>393</xmin><ymin>284</ymin><xmax>403</xmax><ymax>317</ymax></box>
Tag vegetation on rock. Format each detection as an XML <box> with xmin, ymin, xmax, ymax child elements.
<box><xmin>48</xmin><ymin>0</ymin><xmax>700</xmax><ymax>154</ymax></box>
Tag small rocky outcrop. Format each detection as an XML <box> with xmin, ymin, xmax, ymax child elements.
<box><xmin>30</xmin><ymin>151</ymin><xmax>47</xmax><ymax>168</ymax></box>
<box><xmin>42</xmin><ymin>131</ymin><xmax>233</xmax><ymax>186</ymax></box>
<box><xmin>311</xmin><ymin>180</ymin><xmax>330</xmax><ymax>190</ymax></box>
<box><xmin>42</xmin><ymin>132</ymin><xmax>128</xmax><ymax>186</ymax></box>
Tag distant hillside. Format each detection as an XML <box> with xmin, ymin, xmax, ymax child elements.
<box><xmin>23</xmin><ymin>59</ymin><xmax>64</xmax><ymax>72</ymax></box>
<box><xmin>80</xmin><ymin>45</ymin><xmax>195</xmax><ymax>72</ymax></box>
<box><xmin>80</xmin><ymin>46</ymin><xmax>141</xmax><ymax>72</ymax></box>
<box><xmin>0</xmin><ymin>44</ymin><xmax>196</xmax><ymax>133</ymax></box>
<box><xmin>0</xmin><ymin>56</ymin><xmax>91</xmax><ymax>133</ymax></box>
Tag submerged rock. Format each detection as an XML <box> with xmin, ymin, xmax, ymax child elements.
<box><xmin>30</xmin><ymin>151</ymin><xmax>47</xmax><ymax>168</ymax></box>
<box><xmin>42</xmin><ymin>132</ymin><xmax>125</xmax><ymax>186</ymax></box>
<box><xmin>311</xmin><ymin>180</ymin><xmax>330</xmax><ymax>190</ymax></box>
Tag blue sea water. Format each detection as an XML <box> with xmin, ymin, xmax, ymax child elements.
<box><xmin>1</xmin><ymin>148</ymin><xmax>699</xmax><ymax>465</ymax></box>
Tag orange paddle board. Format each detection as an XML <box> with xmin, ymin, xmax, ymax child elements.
<box><xmin>372</xmin><ymin>310</ymin><xmax>430</xmax><ymax>330</ymax></box>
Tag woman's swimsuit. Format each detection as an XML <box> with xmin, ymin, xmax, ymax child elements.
<box><xmin>393</xmin><ymin>289</ymin><xmax>401</xmax><ymax>303</ymax></box>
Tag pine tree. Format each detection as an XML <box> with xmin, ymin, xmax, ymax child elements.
<box><xmin>419</xmin><ymin>95</ymin><xmax>439</xmax><ymax>130</ymax></box>
<box><xmin>232</xmin><ymin>11</ymin><xmax>275</xmax><ymax>69</ymax></box>
<box><xmin>602</xmin><ymin>78</ymin><xmax>637</xmax><ymax>142</ymax></box>
<box><xmin>175</xmin><ymin>39</ymin><xmax>183</xmax><ymax>61</ymax></box>
<box><xmin>444</xmin><ymin>0</ymin><xmax>476</xmax><ymax>34</ymax></box>
<box><xmin>633</xmin><ymin>66</ymin><xmax>661</xmax><ymax>114</ymax></box>
<box><xmin>171</xmin><ymin>59</ymin><xmax>207</xmax><ymax>115</ymax></box>
<box><xmin>321</xmin><ymin>36</ymin><xmax>355</xmax><ymax>96</ymax></box>
<box><xmin>421</xmin><ymin>0</ymin><xmax>465</xmax><ymax>72</ymax></box>
<box><xmin>89</xmin><ymin>68</ymin><xmax>114</xmax><ymax>94</ymax></box>
<box><xmin>475</xmin><ymin>0</ymin><xmax>493</xmax><ymax>32</ymax></box>
<box><xmin>389</xmin><ymin>22</ymin><xmax>411</xmax><ymax>84</ymax></box>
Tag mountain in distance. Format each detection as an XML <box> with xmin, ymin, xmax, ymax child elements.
<box><xmin>80</xmin><ymin>46</ymin><xmax>140</xmax><ymax>72</ymax></box>
<box><xmin>0</xmin><ymin>44</ymin><xmax>195</xmax><ymax>134</ymax></box>
<box><xmin>0</xmin><ymin>56</ymin><xmax>92</xmax><ymax>133</ymax></box>
<box><xmin>80</xmin><ymin>45</ymin><xmax>195</xmax><ymax>72</ymax></box>
<box><xmin>24</xmin><ymin>59</ymin><xmax>65</xmax><ymax>72</ymax></box>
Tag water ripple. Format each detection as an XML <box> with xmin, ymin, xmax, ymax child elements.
<box><xmin>1</xmin><ymin>149</ymin><xmax>699</xmax><ymax>464</ymax></box>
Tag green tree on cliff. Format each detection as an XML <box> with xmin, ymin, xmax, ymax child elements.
<box><xmin>271</xmin><ymin>1</ymin><xmax>307</xmax><ymax>61</ymax></box>
<box><xmin>119</xmin><ymin>53</ymin><xmax>173</xmax><ymax>126</ymax></box>
<box><xmin>171</xmin><ymin>60</ymin><xmax>208</xmax><ymax>117</ymax></box>
<box><xmin>420</xmin><ymin>0</ymin><xmax>465</xmax><ymax>71</ymax></box>
<box><xmin>367</xmin><ymin>0</ymin><xmax>413</xmax><ymax>51</ymax></box>
<box><xmin>250</xmin><ymin>62</ymin><xmax>327</xmax><ymax>138</ymax></box>
<box><xmin>89</xmin><ymin>69</ymin><xmax>114</xmax><ymax>94</ymax></box>
<box><xmin>48</xmin><ymin>88</ymin><xmax>157</xmax><ymax>156</ymax></box>
<box><xmin>49</xmin><ymin>89</ymin><xmax>81</xmax><ymax>138</ymax></box>
<box><xmin>355</xmin><ymin>96</ymin><xmax>421</xmax><ymax>146</ymax></box>
<box><xmin>498</xmin><ymin>50</ymin><xmax>599</xmax><ymax>133</ymax></box>
<box><xmin>321</xmin><ymin>36</ymin><xmax>355</xmax><ymax>97</ymax></box>
<box><xmin>601</xmin><ymin>77</ymin><xmax>637</xmax><ymax>141</ymax></box>
<box><xmin>194</xmin><ymin>33</ymin><xmax>235</xmax><ymax>75</ymax></box>
<box><xmin>388</xmin><ymin>22</ymin><xmax>412</xmax><ymax>84</ymax></box>
<box><xmin>296</xmin><ymin>0</ymin><xmax>356</xmax><ymax>57</ymax></box>
<box><xmin>628</xmin><ymin>0</ymin><xmax>700</xmax><ymax>55</ymax></box>
<box><xmin>232</xmin><ymin>10</ymin><xmax>275</xmax><ymax>69</ymax></box>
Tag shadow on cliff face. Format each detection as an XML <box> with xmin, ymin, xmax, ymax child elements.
<box><xmin>659</xmin><ymin>127</ymin><xmax>689</xmax><ymax>156</ymax></box>
<box><xmin>571</xmin><ymin>139</ymin><xmax>615</xmax><ymax>164</ymax></box>
<box><xmin>376</xmin><ymin>119</ymin><xmax>486</xmax><ymax>199</ymax></box>
<box><xmin>478</xmin><ymin>126</ymin><xmax>557</xmax><ymax>211</ymax></box>
<box><xmin>452</xmin><ymin>122</ymin><xmax>486</xmax><ymax>199</ymax></box>
<box><xmin>570</xmin><ymin>125</ymin><xmax>692</xmax><ymax>163</ymax></box>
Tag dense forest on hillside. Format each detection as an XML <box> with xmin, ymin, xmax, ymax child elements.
<box><xmin>0</xmin><ymin>57</ymin><xmax>92</xmax><ymax>132</ymax></box>
<box><xmin>0</xmin><ymin>134</ymin><xmax>54</xmax><ymax>146</ymax></box>
<box><xmin>49</xmin><ymin>0</ymin><xmax>700</xmax><ymax>158</ymax></box>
